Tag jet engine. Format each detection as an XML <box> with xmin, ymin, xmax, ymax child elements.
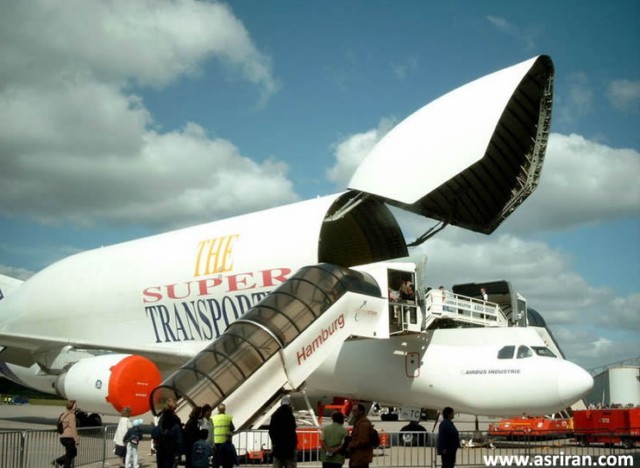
<box><xmin>55</xmin><ymin>354</ymin><xmax>161</xmax><ymax>416</ymax></box>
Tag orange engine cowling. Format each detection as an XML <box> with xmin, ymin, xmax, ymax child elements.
<box><xmin>55</xmin><ymin>354</ymin><xmax>162</xmax><ymax>416</ymax></box>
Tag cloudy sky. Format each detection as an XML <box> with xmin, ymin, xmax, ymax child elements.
<box><xmin>0</xmin><ymin>1</ymin><xmax>638</xmax><ymax>371</ymax></box>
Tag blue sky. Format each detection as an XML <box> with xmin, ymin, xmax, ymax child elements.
<box><xmin>0</xmin><ymin>1</ymin><xmax>638</xmax><ymax>370</ymax></box>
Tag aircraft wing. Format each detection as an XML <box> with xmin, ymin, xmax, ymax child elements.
<box><xmin>0</xmin><ymin>273</ymin><xmax>186</xmax><ymax>369</ymax></box>
<box><xmin>0</xmin><ymin>330</ymin><xmax>192</xmax><ymax>370</ymax></box>
<box><xmin>349</xmin><ymin>55</ymin><xmax>554</xmax><ymax>234</ymax></box>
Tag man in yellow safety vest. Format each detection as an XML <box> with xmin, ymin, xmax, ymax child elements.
<box><xmin>212</xmin><ymin>403</ymin><xmax>235</xmax><ymax>463</ymax></box>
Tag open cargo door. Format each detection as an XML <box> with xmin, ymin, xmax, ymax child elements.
<box><xmin>348</xmin><ymin>55</ymin><xmax>554</xmax><ymax>235</ymax></box>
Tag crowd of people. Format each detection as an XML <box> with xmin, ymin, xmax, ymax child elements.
<box><xmin>51</xmin><ymin>399</ymin><xmax>239</xmax><ymax>468</ymax></box>
<box><xmin>51</xmin><ymin>397</ymin><xmax>462</xmax><ymax>468</ymax></box>
<box><xmin>148</xmin><ymin>401</ymin><xmax>239</xmax><ymax>468</ymax></box>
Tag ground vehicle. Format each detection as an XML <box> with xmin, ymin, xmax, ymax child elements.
<box><xmin>488</xmin><ymin>415</ymin><xmax>572</xmax><ymax>440</ymax></box>
<box><xmin>9</xmin><ymin>395</ymin><xmax>29</xmax><ymax>405</ymax></box>
<box><xmin>573</xmin><ymin>408</ymin><xmax>640</xmax><ymax>449</ymax></box>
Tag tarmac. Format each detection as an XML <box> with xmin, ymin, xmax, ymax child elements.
<box><xmin>0</xmin><ymin>401</ymin><xmax>496</xmax><ymax>432</ymax></box>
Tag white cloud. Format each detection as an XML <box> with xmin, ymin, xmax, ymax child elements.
<box><xmin>0</xmin><ymin>0</ymin><xmax>293</xmax><ymax>230</ymax></box>
<box><xmin>604</xmin><ymin>293</ymin><xmax>640</xmax><ymax>329</ymax></box>
<box><xmin>607</xmin><ymin>79</ymin><xmax>640</xmax><ymax>111</ymax></box>
<box><xmin>390</xmin><ymin>55</ymin><xmax>419</xmax><ymax>80</ymax></box>
<box><xmin>326</xmin><ymin>118</ymin><xmax>396</xmax><ymax>188</ymax></box>
<box><xmin>0</xmin><ymin>76</ymin><xmax>150</xmax><ymax>156</ymax></box>
<box><xmin>0</xmin><ymin>120</ymin><xmax>298</xmax><ymax>229</ymax></box>
<box><xmin>0</xmin><ymin>0</ymin><xmax>278</xmax><ymax>97</ymax></box>
<box><xmin>486</xmin><ymin>15</ymin><xmax>536</xmax><ymax>50</ymax></box>
<box><xmin>555</xmin><ymin>72</ymin><xmax>594</xmax><ymax>127</ymax></box>
<box><xmin>553</xmin><ymin>327</ymin><xmax>640</xmax><ymax>370</ymax></box>
<box><xmin>104</xmin><ymin>124</ymin><xmax>298</xmax><ymax>228</ymax></box>
<box><xmin>506</xmin><ymin>133</ymin><xmax>640</xmax><ymax>232</ymax></box>
<box><xmin>566</xmin><ymin>73</ymin><xmax>594</xmax><ymax>115</ymax></box>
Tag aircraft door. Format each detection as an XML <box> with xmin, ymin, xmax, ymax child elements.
<box><xmin>387</xmin><ymin>268</ymin><xmax>419</xmax><ymax>333</ymax></box>
<box><xmin>405</xmin><ymin>351</ymin><xmax>420</xmax><ymax>378</ymax></box>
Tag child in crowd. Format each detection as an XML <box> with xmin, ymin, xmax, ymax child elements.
<box><xmin>123</xmin><ymin>418</ymin><xmax>144</xmax><ymax>468</ymax></box>
<box><xmin>191</xmin><ymin>429</ymin><xmax>213</xmax><ymax>468</ymax></box>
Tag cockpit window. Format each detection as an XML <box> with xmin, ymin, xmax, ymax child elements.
<box><xmin>498</xmin><ymin>345</ymin><xmax>515</xmax><ymax>359</ymax></box>
<box><xmin>532</xmin><ymin>346</ymin><xmax>557</xmax><ymax>358</ymax></box>
<box><xmin>517</xmin><ymin>345</ymin><xmax>533</xmax><ymax>359</ymax></box>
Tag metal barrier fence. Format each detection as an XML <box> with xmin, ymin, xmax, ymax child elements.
<box><xmin>0</xmin><ymin>425</ymin><xmax>116</xmax><ymax>468</ymax></box>
<box><xmin>0</xmin><ymin>427</ymin><xmax>638</xmax><ymax>467</ymax></box>
<box><xmin>231</xmin><ymin>429</ymin><xmax>640</xmax><ymax>467</ymax></box>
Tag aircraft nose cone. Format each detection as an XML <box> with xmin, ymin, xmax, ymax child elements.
<box><xmin>558</xmin><ymin>362</ymin><xmax>593</xmax><ymax>405</ymax></box>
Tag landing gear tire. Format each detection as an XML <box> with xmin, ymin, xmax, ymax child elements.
<box><xmin>400</xmin><ymin>424</ymin><xmax>427</xmax><ymax>446</ymax></box>
<box><xmin>87</xmin><ymin>413</ymin><xmax>103</xmax><ymax>427</ymax></box>
<box><xmin>401</xmin><ymin>432</ymin><xmax>416</xmax><ymax>446</ymax></box>
<box><xmin>381</xmin><ymin>412</ymin><xmax>399</xmax><ymax>421</ymax></box>
<box><xmin>75</xmin><ymin>410</ymin><xmax>103</xmax><ymax>427</ymax></box>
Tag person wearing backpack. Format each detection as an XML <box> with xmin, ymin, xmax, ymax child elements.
<box><xmin>191</xmin><ymin>429</ymin><xmax>213</xmax><ymax>468</ymax></box>
<box><xmin>51</xmin><ymin>400</ymin><xmax>79</xmax><ymax>467</ymax></box>
<box><xmin>123</xmin><ymin>418</ymin><xmax>144</xmax><ymax>468</ymax></box>
<box><xmin>347</xmin><ymin>403</ymin><xmax>373</xmax><ymax>468</ymax></box>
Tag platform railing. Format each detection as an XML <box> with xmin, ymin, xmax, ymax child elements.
<box><xmin>424</xmin><ymin>290</ymin><xmax>508</xmax><ymax>329</ymax></box>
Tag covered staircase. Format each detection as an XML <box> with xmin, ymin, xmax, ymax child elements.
<box><xmin>149</xmin><ymin>263</ymin><xmax>388</xmax><ymax>429</ymax></box>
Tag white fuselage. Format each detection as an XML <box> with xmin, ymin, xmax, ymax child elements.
<box><xmin>0</xmin><ymin>193</ymin><xmax>593</xmax><ymax>418</ymax></box>
<box><xmin>306</xmin><ymin>328</ymin><xmax>592</xmax><ymax>416</ymax></box>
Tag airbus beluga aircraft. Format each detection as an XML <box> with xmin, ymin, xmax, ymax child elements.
<box><xmin>0</xmin><ymin>55</ymin><xmax>592</xmax><ymax>427</ymax></box>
